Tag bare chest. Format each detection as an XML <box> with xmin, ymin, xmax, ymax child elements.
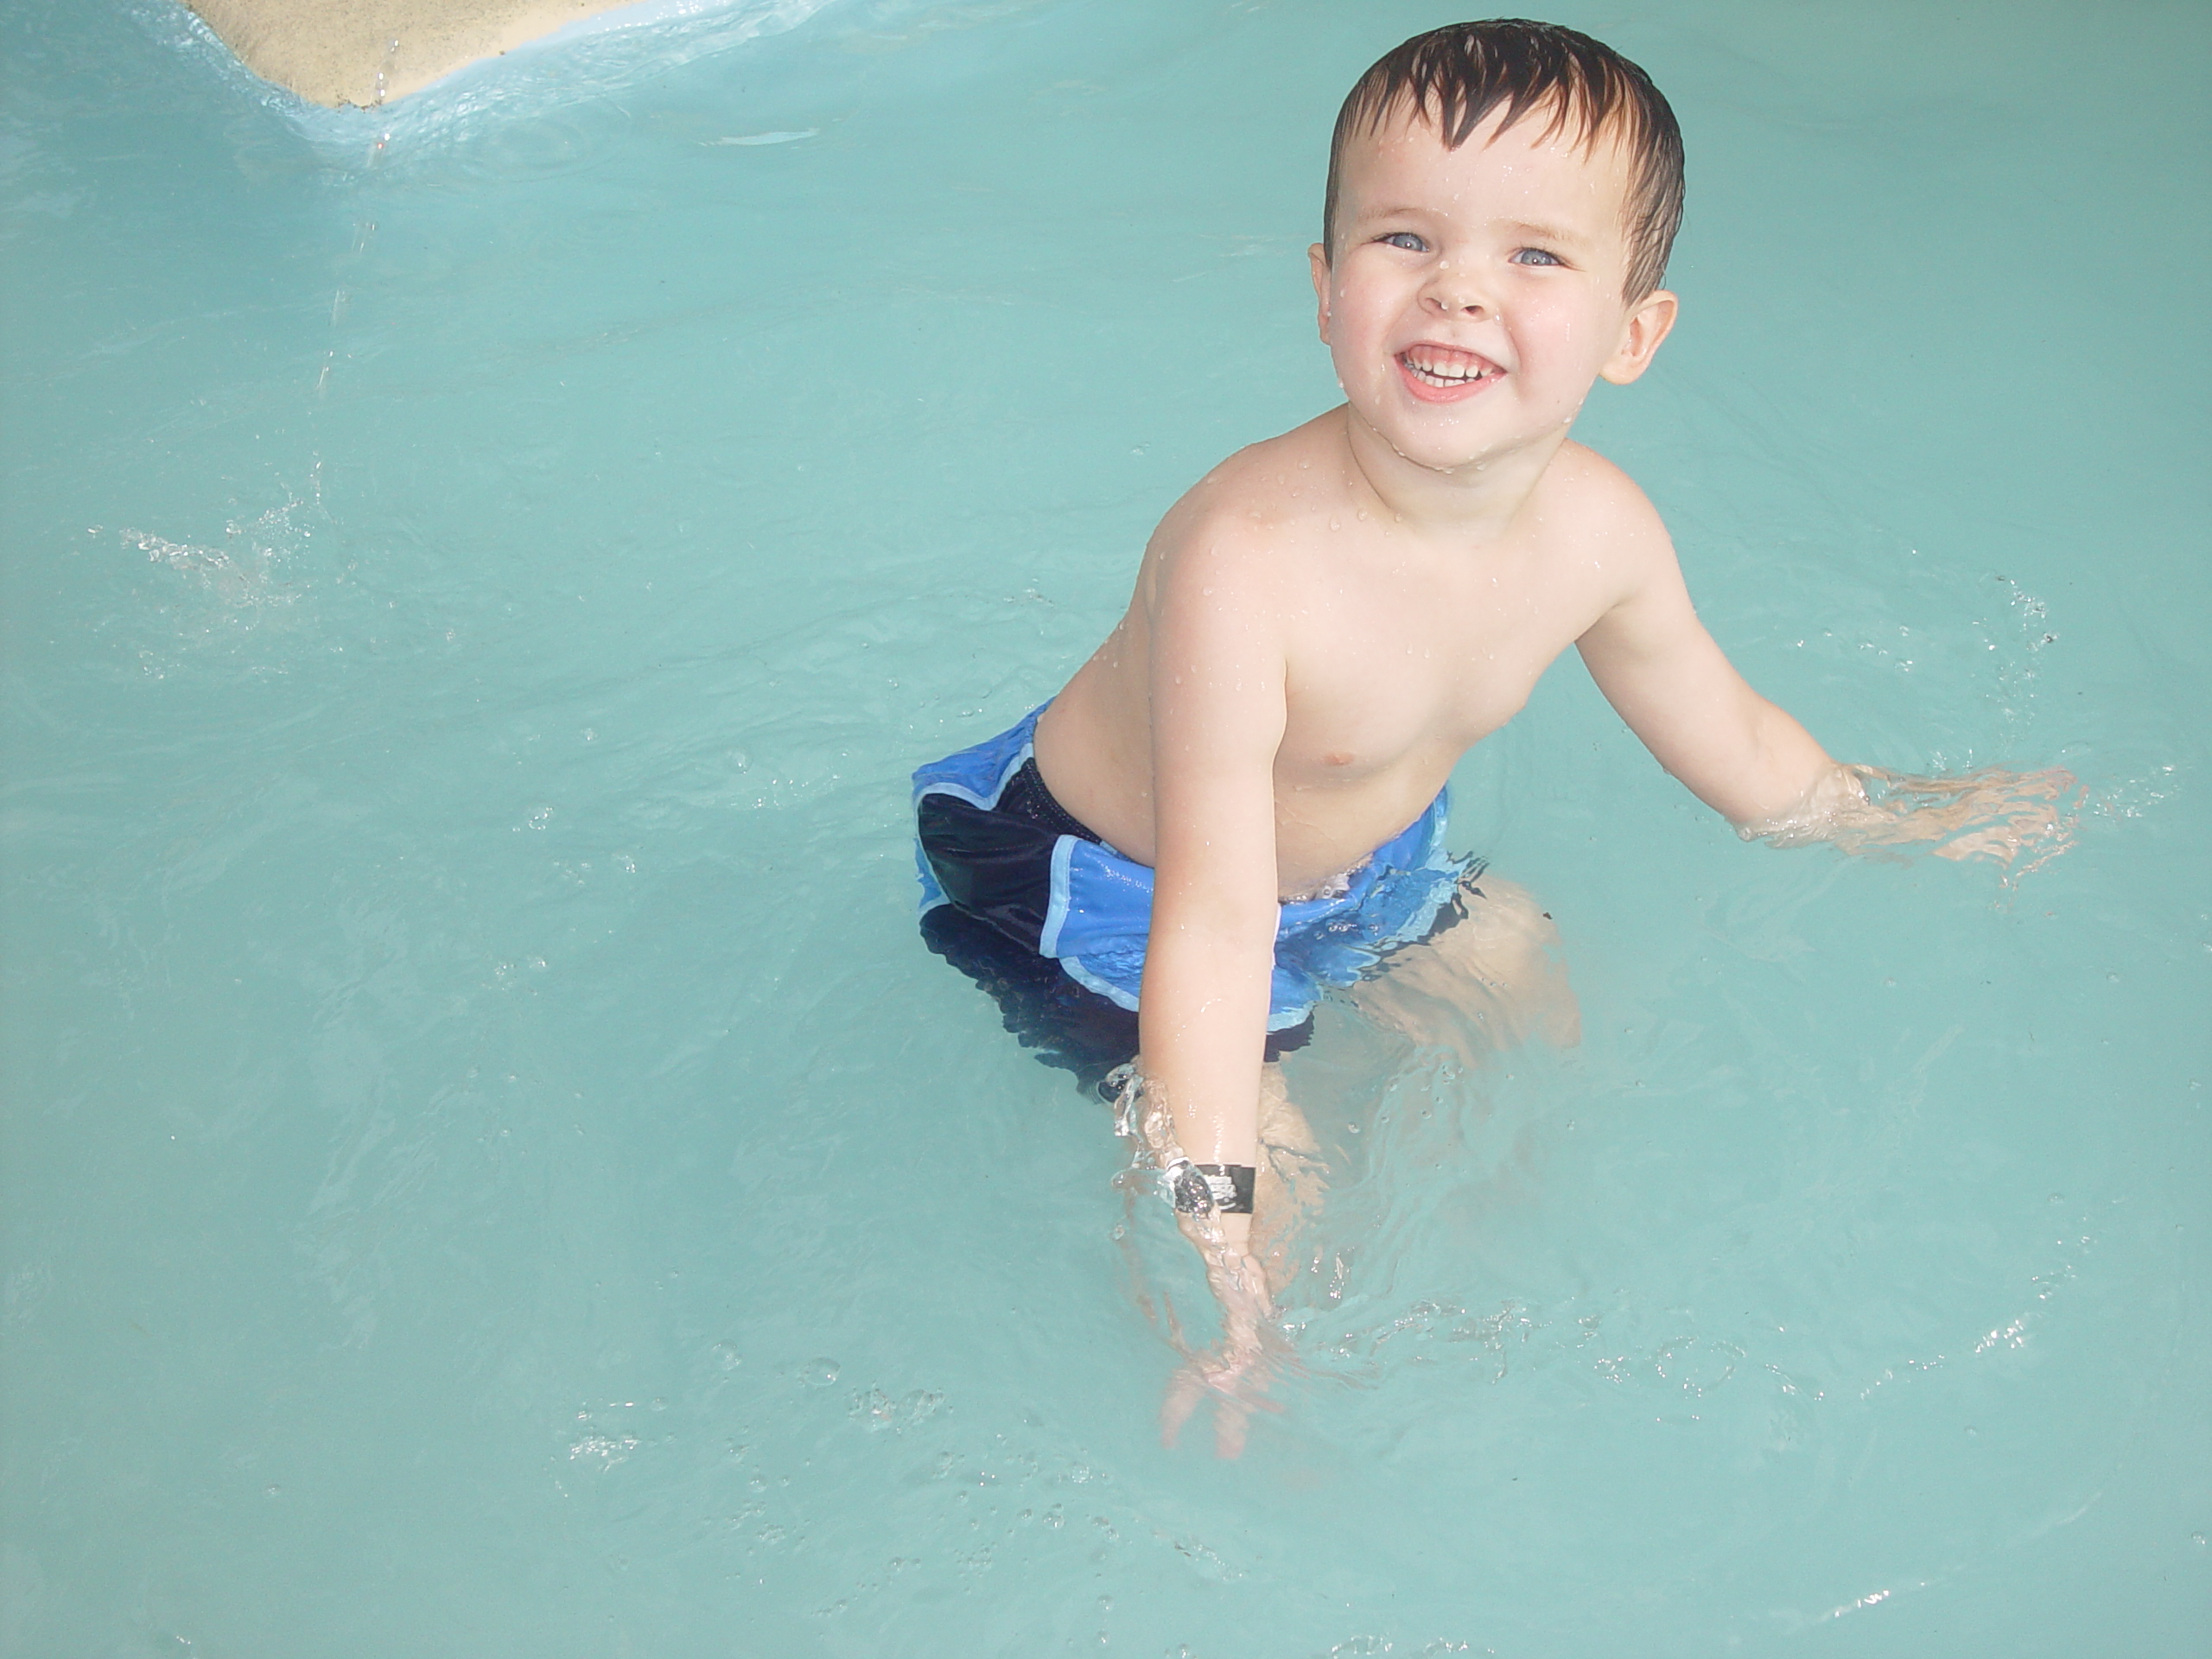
<box><xmin>1277</xmin><ymin>553</ymin><xmax>1596</xmax><ymax>783</ymax></box>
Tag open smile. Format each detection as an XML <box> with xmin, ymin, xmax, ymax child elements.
<box><xmin>1395</xmin><ymin>344</ymin><xmax>1503</xmax><ymax>404</ymax></box>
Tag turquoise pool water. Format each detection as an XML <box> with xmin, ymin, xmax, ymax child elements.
<box><xmin>3</xmin><ymin>1</ymin><xmax>2207</xmax><ymax>1652</ymax></box>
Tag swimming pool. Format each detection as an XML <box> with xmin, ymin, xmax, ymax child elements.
<box><xmin>2</xmin><ymin>0</ymin><xmax>2206</xmax><ymax>1651</ymax></box>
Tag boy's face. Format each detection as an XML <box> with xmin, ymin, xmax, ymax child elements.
<box><xmin>1311</xmin><ymin>101</ymin><xmax>1677</xmax><ymax>478</ymax></box>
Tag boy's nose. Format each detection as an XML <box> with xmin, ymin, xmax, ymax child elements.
<box><xmin>1422</xmin><ymin>270</ymin><xmax>1491</xmax><ymax>317</ymax></box>
<box><xmin>1424</xmin><ymin>285</ymin><xmax>1495</xmax><ymax>318</ymax></box>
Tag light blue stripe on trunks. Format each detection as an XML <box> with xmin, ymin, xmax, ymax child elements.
<box><xmin>912</xmin><ymin>704</ymin><xmax>1470</xmax><ymax>1032</ymax></box>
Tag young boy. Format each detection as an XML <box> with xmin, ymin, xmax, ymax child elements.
<box><xmin>912</xmin><ymin>21</ymin><xmax>2051</xmax><ymax>1454</ymax></box>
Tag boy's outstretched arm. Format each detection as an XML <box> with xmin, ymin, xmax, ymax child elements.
<box><xmin>1575</xmin><ymin>525</ymin><xmax>2077</xmax><ymax>863</ymax></box>
<box><xmin>1574</xmin><ymin>531</ymin><xmax>1848</xmax><ymax>826</ymax></box>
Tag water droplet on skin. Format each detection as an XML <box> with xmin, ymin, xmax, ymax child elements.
<box><xmin>799</xmin><ymin>1358</ymin><xmax>840</xmax><ymax>1388</ymax></box>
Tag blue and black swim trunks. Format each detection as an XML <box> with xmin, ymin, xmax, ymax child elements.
<box><xmin>912</xmin><ymin>705</ymin><xmax>1475</xmax><ymax>1088</ymax></box>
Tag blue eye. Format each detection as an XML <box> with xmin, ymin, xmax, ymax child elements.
<box><xmin>1510</xmin><ymin>247</ymin><xmax>1563</xmax><ymax>266</ymax></box>
<box><xmin>1378</xmin><ymin>232</ymin><xmax>1427</xmax><ymax>252</ymax></box>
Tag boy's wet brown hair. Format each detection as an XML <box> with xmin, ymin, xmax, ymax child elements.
<box><xmin>1324</xmin><ymin>19</ymin><xmax>1686</xmax><ymax>299</ymax></box>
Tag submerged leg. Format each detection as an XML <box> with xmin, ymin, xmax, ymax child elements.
<box><xmin>1252</xmin><ymin>1061</ymin><xmax>1326</xmax><ymax>1296</ymax></box>
<box><xmin>1351</xmin><ymin>872</ymin><xmax>1580</xmax><ymax>1065</ymax></box>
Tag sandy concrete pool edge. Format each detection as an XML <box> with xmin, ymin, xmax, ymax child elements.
<box><xmin>181</xmin><ymin>0</ymin><xmax>665</xmax><ymax>107</ymax></box>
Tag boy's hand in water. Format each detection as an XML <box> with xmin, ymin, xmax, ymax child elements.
<box><xmin>1128</xmin><ymin>1077</ymin><xmax>1279</xmax><ymax>1457</ymax></box>
<box><xmin>1742</xmin><ymin>764</ymin><xmax>2080</xmax><ymax>870</ymax></box>
<box><xmin>1159</xmin><ymin>1218</ymin><xmax>1278</xmax><ymax>1459</ymax></box>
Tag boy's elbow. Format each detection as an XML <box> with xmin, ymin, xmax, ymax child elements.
<box><xmin>1152</xmin><ymin>870</ymin><xmax>1280</xmax><ymax>953</ymax></box>
<box><xmin>1159</xmin><ymin>889</ymin><xmax>1280</xmax><ymax>948</ymax></box>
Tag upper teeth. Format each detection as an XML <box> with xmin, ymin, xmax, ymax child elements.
<box><xmin>1405</xmin><ymin>353</ymin><xmax>1491</xmax><ymax>384</ymax></box>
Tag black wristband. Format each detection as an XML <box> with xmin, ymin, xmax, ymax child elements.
<box><xmin>1166</xmin><ymin>1160</ymin><xmax>1255</xmax><ymax>1216</ymax></box>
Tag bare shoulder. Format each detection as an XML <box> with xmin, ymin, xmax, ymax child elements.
<box><xmin>1141</xmin><ymin>419</ymin><xmax>1341</xmax><ymax>607</ymax></box>
<box><xmin>1164</xmin><ymin>418</ymin><xmax>1340</xmax><ymax>532</ymax></box>
<box><xmin>1533</xmin><ymin>442</ymin><xmax>1674</xmax><ymax>558</ymax></box>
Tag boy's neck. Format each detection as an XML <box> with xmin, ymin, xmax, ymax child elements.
<box><xmin>1338</xmin><ymin>404</ymin><xmax>1572</xmax><ymax>545</ymax></box>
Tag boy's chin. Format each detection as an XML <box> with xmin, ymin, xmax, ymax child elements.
<box><xmin>1362</xmin><ymin>417</ymin><xmax>1520</xmax><ymax>476</ymax></box>
<box><xmin>1352</xmin><ymin>394</ymin><xmax>1573</xmax><ymax>476</ymax></box>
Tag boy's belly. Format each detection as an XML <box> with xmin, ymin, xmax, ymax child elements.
<box><xmin>1035</xmin><ymin>690</ymin><xmax>1461</xmax><ymax>899</ymax></box>
<box><xmin>1273</xmin><ymin>766</ymin><xmax>1462</xmax><ymax>893</ymax></box>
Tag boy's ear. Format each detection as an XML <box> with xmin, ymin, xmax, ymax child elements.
<box><xmin>1599</xmin><ymin>289</ymin><xmax>1679</xmax><ymax>385</ymax></box>
<box><xmin>1308</xmin><ymin>242</ymin><xmax>1332</xmax><ymax>341</ymax></box>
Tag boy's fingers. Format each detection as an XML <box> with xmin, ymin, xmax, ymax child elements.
<box><xmin>1216</xmin><ymin>1404</ymin><xmax>1249</xmax><ymax>1459</ymax></box>
<box><xmin>1161</xmin><ymin>1341</ymin><xmax>1281</xmax><ymax>1454</ymax></box>
<box><xmin>1160</xmin><ymin>1371</ymin><xmax>1204</xmax><ymax>1448</ymax></box>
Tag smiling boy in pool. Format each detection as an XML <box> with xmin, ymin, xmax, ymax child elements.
<box><xmin>911</xmin><ymin>19</ymin><xmax>2065</xmax><ymax>1456</ymax></box>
